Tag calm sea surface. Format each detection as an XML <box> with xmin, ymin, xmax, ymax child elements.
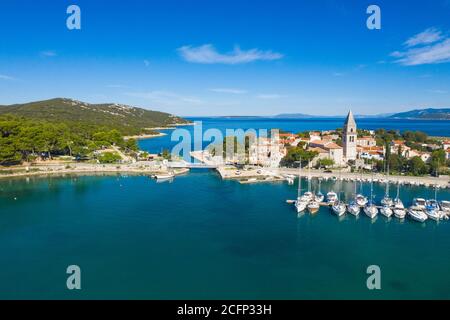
<box><xmin>1</xmin><ymin>118</ymin><xmax>450</xmax><ymax>299</ymax></box>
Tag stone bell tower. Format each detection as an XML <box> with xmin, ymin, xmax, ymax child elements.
<box><xmin>343</xmin><ymin>110</ymin><xmax>357</xmax><ymax>161</ymax></box>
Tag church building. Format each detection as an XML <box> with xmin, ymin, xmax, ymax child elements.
<box><xmin>343</xmin><ymin>110</ymin><xmax>357</xmax><ymax>161</ymax></box>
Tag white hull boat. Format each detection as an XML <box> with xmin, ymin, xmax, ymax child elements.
<box><xmin>394</xmin><ymin>208</ymin><xmax>406</xmax><ymax>219</ymax></box>
<box><xmin>380</xmin><ymin>205</ymin><xmax>393</xmax><ymax>218</ymax></box>
<box><xmin>326</xmin><ymin>191</ymin><xmax>338</xmax><ymax>205</ymax></box>
<box><xmin>413</xmin><ymin>198</ymin><xmax>427</xmax><ymax>211</ymax></box>
<box><xmin>307</xmin><ymin>201</ymin><xmax>320</xmax><ymax>214</ymax></box>
<box><xmin>407</xmin><ymin>207</ymin><xmax>428</xmax><ymax>222</ymax></box>
<box><xmin>355</xmin><ymin>194</ymin><xmax>368</xmax><ymax>207</ymax></box>
<box><xmin>332</xmin><ymin>202</ymin><xmax>346</xmax><ymax>217</ymax></box>
<box><xmin>315</xmin><ymin>192</ymin><xmax>324</xmax><ymax>203</ymax></box>
<box><xmin>364</xmin><ymin>203</ymin><xmax>378</xmax><ymax>219</ymax></box>
<box><xmin>295</xmin><ymin>199</ymin><xmax>308</xmax><ymax>213</ymax></box>
<box><xmin>348</xmin><ymin>202</ymin><xmax>360</xmax><ymax>216</ymax></box>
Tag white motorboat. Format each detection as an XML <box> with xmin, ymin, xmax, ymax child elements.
<box><xmin>413</xmin><ymin>198</ymin><xmax>427</xmax><ymax>210</ymax></box>
<box><xmin>425</xmin><ymin>206</ymin><xmax>441</xmax><ymax>221</ymax></box>
<box><xmin>408</xmin><ymin>206</ymin><xmax>428</xmax><ymax>223</ymax></box>
<box><xmin>347</xmin><ymin>201</ymin><xmax>360</xmax><ymax>216</ymax></box>
<box><xmin>440</xmin><ymin>200</ymin><xmax>450</xmax><ymax>213</ymax></box>
<box><xmin>380</xmin><ymin>205</ymin><xmax>393</xmax><ymax>218</ymax></box>
<box><xmin>307</xmin><ymin>201</ymin><xmax>320</xmax><ymax>214</ymax></box>
<box><xmin>332</xmin><ymin>201</ymin><xmax>346</xmax><ymax>217</ymax></box>
<box><xmin>154</xmin><ymin>173</ymin><xmax>175</xmax><ymax>180</ymax></box>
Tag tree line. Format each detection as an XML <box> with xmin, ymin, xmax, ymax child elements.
<box><xmin>0</xmin><ymin>115</ymin><xmax>138</xmax><ymax>165</ymax></box>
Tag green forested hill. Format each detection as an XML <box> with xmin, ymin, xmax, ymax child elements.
<box><xmin>0</xmin><ymin>98</ymin><xmax>190</xmax><ymax>135</ymax></box>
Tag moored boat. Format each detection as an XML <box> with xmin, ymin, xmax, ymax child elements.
<box><xmin>332</xmin><ymin>200</ymin><xmax>346</xmax><ymax>217</ymax></box>
<box><xmin>307</xmin><ymin>200</ymin><xmax>320</xmax><ymax>214</ymax></box>
<box><xmin>326</xmin><ymin>191</ymin><xmax>338</xmax><ymax>205</ymax></box>
<box><xmin>347</xmin><ymin>201</ymin><xmax>360</xmax><ymax>216</ymax></box>
<box><xmin>364</xmin><ymin>201</ymin><xmax>378</xmax><ymax>219</ymax></box>
<box><xmin>408</xmin><ymin>206</ymin><xmax>428</xmax><ymax>222</ymax></box>
<box><xmin>413</xmin><ymin>198</ymin><xmax>427</xmax><ymax>210</ymax></box>
<box><xmin>380</xmin><ymin>205</ymin><xmax>393</xmax><ymax>218</ymax></box>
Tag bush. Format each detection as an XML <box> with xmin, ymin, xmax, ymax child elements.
<box><xmin>98</xmin><ymin>152</ymin><xmax>122</xmax><ymax>164</ymax></box>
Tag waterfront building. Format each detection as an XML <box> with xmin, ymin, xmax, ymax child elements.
<box><xmin>309</xmin><ymin>140</ymin><xmax>343</xmax><ymax>165</ymax></box>
<box><xmin>343</xmin><ymin>110</ymin><xmax>357</xmax><ymax>161</ymax></box>
<box><xmin>248</xmin><ymin>137</ymin><xmax>287</xmax><ymax>168</ymax></box>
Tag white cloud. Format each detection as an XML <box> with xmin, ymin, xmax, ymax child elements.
<box><xmin>209</xmin><ymin>88</ymin><xmax>247</xmax><ymax>94</ymax></box>
<box><xmin>125</xmin><ymin>90</ymin><xmax>204</xmax><ymax>106</ymax></box>
<box><xmin>0</xmin><ymin>74</ymin><xmax>14</xmax><ymax>80</ymax></box>
<box><xmin>404</xmin><ymin>27</ymin><xmax>443</xmax><ymax>47</ymax></box>
<box><xmin>391</xmin><ymin>28</ymin><xmax>450</xmax><ymax>66</ymax></box>
<box><xmin>256</xmin><ymin>94</ymin><xmax>286</xmax><ymax>100</ymax></box>
<box><xmin>40</xmin><ymin>50</ymin><xmax>57</xmax><ymax>57</ymax></box>
<box><xmin>177</xmin><ymin>44</ymin><xmax>283</xmax><ymax>65</ymax></box>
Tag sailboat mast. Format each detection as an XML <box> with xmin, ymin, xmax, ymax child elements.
<box><xmin>297</xmin><ymin>157</ymin><xmax>302</xmax><ymax>199</ymax></box>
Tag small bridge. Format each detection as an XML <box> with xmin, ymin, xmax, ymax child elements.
<box><xmin>166</xmin><ymin>161</ymin><xmax>218</xmax><ymax>169</ymax></box>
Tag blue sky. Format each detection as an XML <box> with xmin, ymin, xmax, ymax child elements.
<box><xmin>0</xmin><ymin>0</ymin><xmax>450</xmax><ymax>116</ymax></box>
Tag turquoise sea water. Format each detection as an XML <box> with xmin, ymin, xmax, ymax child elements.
<box><xmin>1</xmin><ymin>118</ymin><xmax>450</xmax><ymax>299</ymax></box>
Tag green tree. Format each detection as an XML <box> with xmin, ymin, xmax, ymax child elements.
<box><xmin>407</xmin><ymin>156</ymin><xmax>427</xmax><ymax>176</ymax></box>
<box><xmin>280</xmin><ymin>147</ymin><xmax>318</xmax><ymax>167</ymax></box>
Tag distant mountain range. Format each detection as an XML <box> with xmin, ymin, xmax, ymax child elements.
<box><xmin>0</xmin><ymin>98</ymin><xmax>191</xmax><ymax>135</ymax></box>
<box><xmin>387</xmin><ymin>108</ymin><xmax>450</xmax><ymax>120</ymax></box>
<box><xmin>216</xmin><ymin>108</ymin><xmax>450</xmax><ymax>120</ymax></box>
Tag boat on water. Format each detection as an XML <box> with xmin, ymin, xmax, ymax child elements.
<box><xmin>315</xmin><ymin>192</ymin><xmax>324</xmax><ymax>203</ymax></box>
<box><xmin>364</xmin><ymin>201</ymin><xmax>378</xmax><ymax>219</ymax></box>
<box><xmin>408</xmin><ymin>206</ymin><xmax>428</xmax><ymax>223</ymax></box>
<box><xmin>394</xmin><ymin>207</ymin><xmax>407</xmax><ymax>219</ymax></box>
<box><xmin>315</xmin><ymin>179</ymin><xmax>324</xmax><ymax>202</ymax></box>
<box><xmin>347</xmin><ymin>201</ymin><xmax>360</xmax><ymax>216</ymax></box>
<box><xmin>355</xmin><ymin>172</ymin><xmax>368</xmax><ymax>206</ymax></box>
<box><xmin>154</xmin><ymin>173</ymin><xmax>175</xmax><ymax>180</ymax></box>
<box><xmin>413</xmin><ymin>198</ymin><xmax>427</xmax><ymax>210</ymax></box>
<box><xmin>307</xmin><ymin>200</ymin><xmax>320</xmax><ymax>214</ymax></box>
<box><xmin>355</xmin><ymin>194</ymin><xmax>368</xmax><ymax>207</ymax></box>
<box><xmin>285</xmin><ymin>174</ymin><xmax>295</xmax><ymax>185</ymax></box>
<box><xmin>364</xmin><ymin>171</ymin><xmax>378</xmax><ymax>219</ymax></box>
<box><xmin>381</xmin><ymin>164</ymin><xmax>394</xmax><ymax>207</ymax></box>
<box><xmin>440</xmin><ymin>200</ymin><xmax>450</xmax><ymax>213</ymax></box>
<box><xmin>326</xmin><ymin>191</ymin><xmax>338</xmax><ymax>205</ymax></box>
<box><xmin>393</xmin><ymin>181</ymin><xmax>404</xmax><ymax>209</ymax></box>
<box><xmin>294</xmin><ymin>159</ymin><xmax>308</xmax><ymax>213</ymax></box>
<box><xmin>380</xmin><ymin>205</ymin><xmax>393</xmax><ymax>218</ymax></box>
<box><xmin>331</xmin><ymin>176</ymin><xmax>346</xmax><ymax>217</ymax></box>
<box><xmin>332</xmin><ymin>200</ymin><xmax>346</xmax><ymax>217</ymax></box>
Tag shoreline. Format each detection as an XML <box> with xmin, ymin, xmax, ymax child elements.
<box><xmin>124</xmin><ymin>132</ymin><xmax>167</xmax><ymax>140</ymax></box>
<box><xmin>0</xmin><ymin>163</ymin><xmax>189</xmax><ymax>180</ymax></box>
